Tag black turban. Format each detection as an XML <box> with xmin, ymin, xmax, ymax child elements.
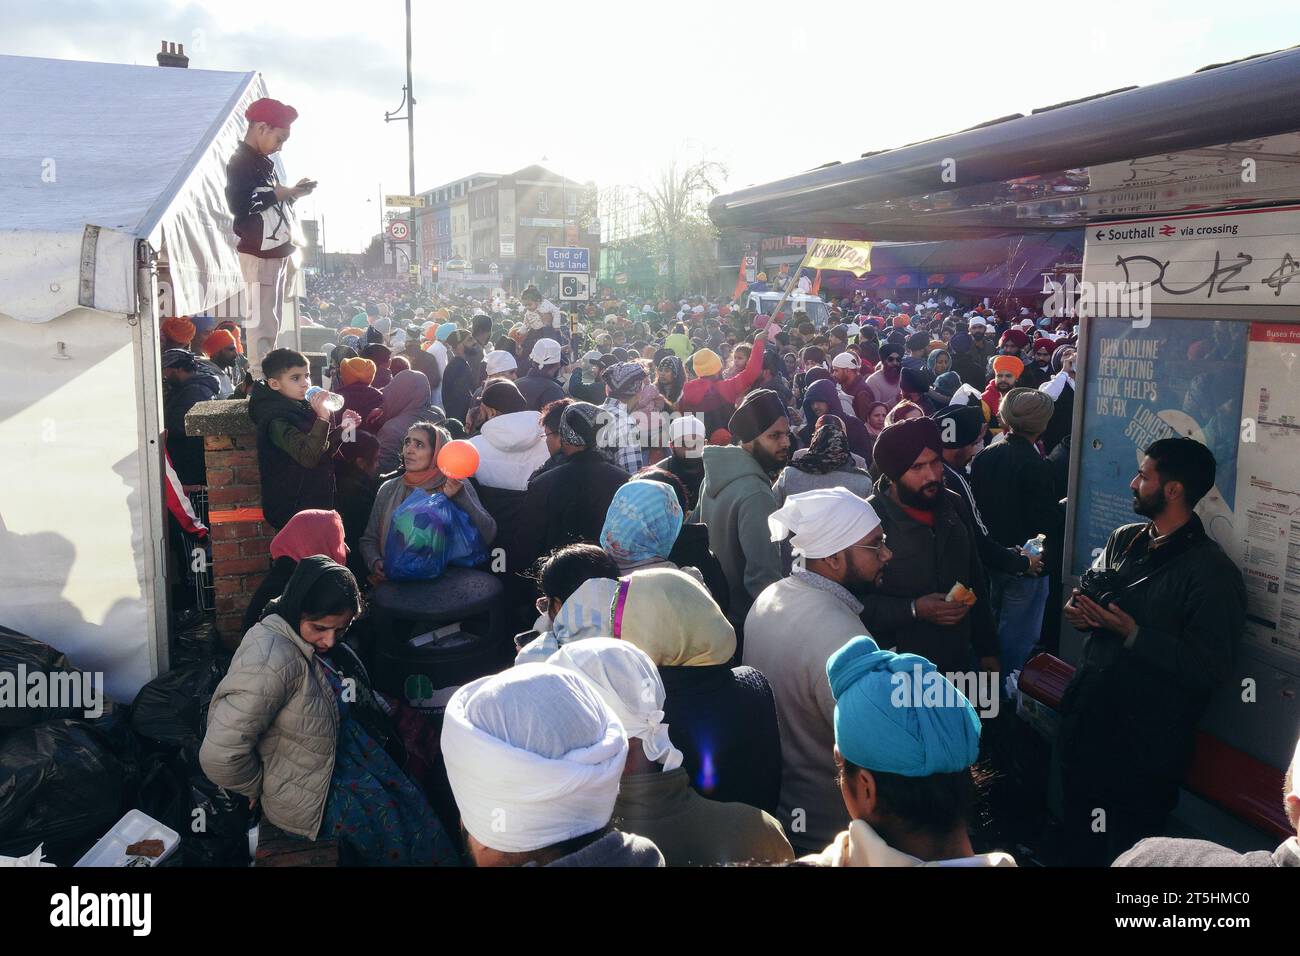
<box><xmin>872</xmin><ymin>418</ymin><xmax>943</xmax><ymax>481</ymax></box>
<box><xmin>931</xmin><ymin>404</ymin><xmax>984</xmax><ymax>449</ymax></box>
<box><xmin>900</xmin><ymin>366</ymin><xmax>932</xmax><ymax>395</ymax></box>
<box><xmin>729</xmin><ymin>389</ymin><xmax>787</xmax><ymax>443</ymax></box>
<box><xmin>481</xmin><ymin>380</ymin><xmax>527</xmax><ymax>415</ymax></box>
<box><xmin>879</xmin><ymin>342</ymin><xmax>904</xmax><ymax>362</ymax></box>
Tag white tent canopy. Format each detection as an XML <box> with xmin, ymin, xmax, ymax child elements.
<box><xmin>0</xmin><ymin>54</ymin><xmax>272</xmax><ymax>324</ymax></box>
<box><xmin>0</xmin><ymin>55</ymin><xmax>288</xmax><ymax>700</ymax></box>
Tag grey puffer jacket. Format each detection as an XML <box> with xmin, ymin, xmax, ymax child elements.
<box><xmin>199</xmin><ymin>614</ymin><xmax>339</xmax><ymax>839</ymax></box>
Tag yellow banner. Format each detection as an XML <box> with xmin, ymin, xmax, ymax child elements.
<box><xmin>804</xmin><ymin>238</ymin><xmax>873</xmax><ymax>277</ymax></box>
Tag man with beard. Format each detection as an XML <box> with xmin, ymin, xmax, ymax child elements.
<box><xmin>987</xmin><ymin>328</ymin><xmax>1029</xmax><ymax>381</ymax></box>
<box><xmin>1020</xmin><ymin>336</ymin><xmax>1056</xmax><ymax>389</ymax></box>
<box><xmin>1058</xmin><ymin>438</ymin><xmax>1245</xmax><ymax>866</ymax></box>
<box><xmin>863</xmin><ymin>418</ymin><xmax>998</xmax><ymax>675</ymax></box>
<box><xmin>198</xmin><ymin>328</ymin><xmax>240</xmax><ymax>398</ymax></box>
<box><xmin>695</xmin><ymin>389</ymin><xmax>790</xmax><ymax>638</ymax></box>
<box><xmin>744</xmin><ymin>489</ymin><xmax>892</xmax><ymax>853</ymax></box>
<box><xmin>866</xmin><ymin>342</ymin><xmax>904</xmax><ymax>408</ymax></box>
<box><xmin>981</xmin><ymin>355</ymin><xmax>1023</xmax><ymax>439</ymax></box>
<box><xmin>831</xmin><ymin>351</ymin><xmax>875</xmax><ymax>421</ymax></box>
<box><xmin>966</xmin><ymin>316</ymin><xmax>994</xmax><ymax>371</ymax></box>
<box><xmin>1038</xmin><ymin>344</ymin><xmax>1076</xmax><ymax>457</ymax></box>
<box><xmin>639</xmin><ymin>414</ymin><xmax>707</xmax><ymax>512</ymax></box>
<box><xmin>933</xmin><ymin>404</ymin><xmax>1038</xmax><ymax>580</ymax></box>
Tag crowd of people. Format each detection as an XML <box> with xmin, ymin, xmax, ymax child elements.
<box><xmin>148</xmin><ymin>268</ymin><xmax>1300</xmax><ymax>870</ymax></box>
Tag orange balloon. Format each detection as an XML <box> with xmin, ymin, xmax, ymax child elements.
<box><xmin>437</xmin><ymin>439</ymin><xmax>479</xmax><ymax>480</ymax></box>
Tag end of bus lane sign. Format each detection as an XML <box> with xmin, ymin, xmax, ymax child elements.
<box><xmin>546</xmin><ymin>246</ymin><xmax>589</xmax><ymax>273</ymax></box>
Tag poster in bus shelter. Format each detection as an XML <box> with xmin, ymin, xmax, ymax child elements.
<box><xmin>1072</xmin><ymin>317</ymin><xmax>1247</xmax><ymax>575</ymax></box>
<box><xmin>1226</xmin><ymin>323</ymin><xmax>1300</xmax><ymax>665</ymax></box>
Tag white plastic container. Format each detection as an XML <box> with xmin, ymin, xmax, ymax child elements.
<box><xmin>75</xmin><ymin>809</ymin><xmax>180</xmax><ymax>867</ymax></box>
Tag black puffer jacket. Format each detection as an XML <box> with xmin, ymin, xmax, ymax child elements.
<box><xmin>1058</xmin><ymin>515</ymin><xmax>1245</xmax><ymax>789</ymax></box>
<box><xmin>247</xmin><ymin>383</ymin><xmax>335</xmax><ymax>530</ymax></box>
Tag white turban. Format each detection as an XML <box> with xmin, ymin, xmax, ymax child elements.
<box><xmin>548</xmin><ymin>638</ymin><xmax>684</xmax><ymax>772</ymax></box>
<box><xmin>667</xmin><ymin>414</ymin><xmax>706</xmax><ymax>458</ymax></box>
<box><xmin>441</xmin><ymin>664</ymin><xmax>628</xmax><ymax>854</ymax></box>
<box><xmin>768</xmin><ymin>487</ymin><xmax>881</xmax><ymax>559</ymax></box>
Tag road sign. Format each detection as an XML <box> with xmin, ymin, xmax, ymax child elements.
<box><xmin>387</xmin><ymin>220</ymin><xmax>410</xmax><ymax>241</ymax></box>
<box><xmin>560</xmin><ymin>272</ymin><xmax>590</xmax><ymax>301</ymax></box>
<box><xmin>546</xmin><ymin>246</ymin><xmax>589</xmax><ymax>273</ymax></box>
<box><xmin>386</xmin><ymin>194</ymin><xmax>425</xmax><ymax>207</ymax></box>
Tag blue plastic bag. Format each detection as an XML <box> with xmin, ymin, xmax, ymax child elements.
<box><xmin>383</xmin><ymin>491</ymin><xmax>487</xmax><ymax>581</ymax></box>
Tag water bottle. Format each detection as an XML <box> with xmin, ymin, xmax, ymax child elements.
<box><xmin>306</xmin><ymin>386</ymin><xmax>345</xmax><ymax>413</ymax></box>
<box><xmin>1022</xmin><ymin>534</ymin><xmax>1046</xmax><ymax>558</ymax></box>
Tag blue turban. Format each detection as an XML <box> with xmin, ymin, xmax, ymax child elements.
<box><xmin>436</xmin><ymin>322</ymin><xmax>457</xmax><ymax>342</ymax></box>
<box><xmin>827</xmin><ymin>635</ymin><xmax>980</xmax><ymax>777</ymax></box>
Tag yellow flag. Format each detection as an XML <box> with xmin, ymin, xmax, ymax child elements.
<box><xmin>804</xmin><ymin>238</ymin><xmax>873</xmax><ymax>277</ymax></box>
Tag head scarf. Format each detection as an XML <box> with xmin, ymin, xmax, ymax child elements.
<box><xmin>998</xmin><ymin>387</ymin><xmax>1055</xmax><ymax>434</ymax></box>
<box><xmin>441</xmin><ymin>664</ymin><xmax>628</xmax><ymax>853</ymax></box>
<box><xmin>269</xmin><ymin>509</ymin><xmax>348</xmax><ymax>566</ymax></box>
<box><xmin>730</xmin><ymin>388</ymin><xmax>786</xmax><ymax>443</ymax></box>
<box><xmin>926</xmin><ymin>348</ymin><xmax>950</xmax><ymax>374</ymax></box>
<box><xmin>559</xmin><ymin>401</ymin><xmax>602</xmax><ymax>450</ymax></box>
<box><xmin>872</xmin><ymin>417</ymin><xmax>943</xmax><ymax>481</ymax></box>
<box><xmin>261</xmin><ymin>555</ymin><xmax>357</xmax><ymax>631</ymax></box>
<box><xmin>600</xmin><ymin>480</ymin><xmax>684</xmax><ymax>566</ymax></box>
<box><xmin>991</xmin><ymin>355</ymin><xmax>1024</xmax><ymax>378</ymax></box>
<box><xmin>612</xmin><ymin>567</ymin><xmax>736</xmax><ymax>666</ymax></box>
<box><xmin>161</xmin><ymin>316</ymin><xmax>196</xmax><ymax>344</ymax></box>
<box><xmin>793</xmin><ymin>414</ymin><xmax>855</xmax><ymax>475</ymax></box>
<box><xmin>769</xmin><ymin>488</ymin><xmax>882</xmax><ymax>559</ymax></box>
<box><xmin>932</xmin><ymin>370</ymin><xmax>961</xmax><ymax>401</ymax></box>
<box><xmin>381</xmin><ymin>369</ymin><xmax>432</xmax><ymax>433</ymax></box>
<box><xmin>691</xmin><ymin>348</ymin><xmax>722</xmax><ymax>377</ymax></box>
<box><xmin>548</xmin><ymin>638</ymin><xmax>684</xmax><ymax>772</ymax></box>
<box><xmin>603</xmin><ymin>362</ymin><xmax>646</xmax><ymax>398</ymax></box>
<box><xmin>656</xmin><ymin>355</ymin><xmax>685</xmax><ymax>402</ymax></box>
<box><xmin>550</xmin><ymin>577</ymin><xmax>620</xmax><ymax>646</ymax></box>
<box><xmin>828</xmin><ymin>635</ymin><xmax>981</xmax><ymax>776</ymax></box>
<box><xmin>338</xmin><ymin>357</ymin><xmax>377</xmax><ymax>387</ymax></box>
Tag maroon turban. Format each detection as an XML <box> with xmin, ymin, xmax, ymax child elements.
<box><xmin>872</xmin><ymin>418</ymin><xmax>943</xmax><ymax>482</ymax></box>
<box><xmin>245</xmin><ymin>97</ymin><xmax>298</xmax><ymax>129</ymax></box>
<box><xmin>999</xmin><ymin>328</ymin><xmax>1029</xmax><ymax>350</ymax></box>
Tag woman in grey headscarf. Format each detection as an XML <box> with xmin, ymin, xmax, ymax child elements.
<box><xmin>376</xmin><ymin>369</ymin><xmax>432</xmax><ymax>474</ymax></box>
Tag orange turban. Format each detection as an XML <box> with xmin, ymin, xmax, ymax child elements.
<box><xmin>202</xmin><ymin>329</ymin><xmax>238</xmax><ymax>356</ymax></box>
<box><xmin>161</xmin><ymin>316</ymin><xmax>196</xmax><ymax>344</ymax></box>
<box><xmin>338</xmin><ymin>357</ymin><xmax>377</xmax><ymax>387</ymax></box>
<box><xmin>894</xmin><ymin>314</ymin><xmax>911</xmax><ymax>328</ymax></box>
<box><xmin>992</xmin><ymin>355</ymin><xmax>1024</xmax><ymax>377</ymax></box>
<box><xmin>216</xmin><ymin>322</ymin><xmax>243</xmax><ymax>349</ymax></box>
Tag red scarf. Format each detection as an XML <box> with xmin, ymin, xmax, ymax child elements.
<box><xmin>981</xmin><ymin>379</ymin><xmax>1004</xmax><ymax>418</ymax></box>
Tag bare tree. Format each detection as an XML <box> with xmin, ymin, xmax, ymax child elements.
<box><xmin>638</xmin><ymin>157</ymin><xmax>727</xmax><ymax>296</ymax></box>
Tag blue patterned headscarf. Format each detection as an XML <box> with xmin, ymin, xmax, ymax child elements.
<box><xmin>599</xmin><ymin>480</ymin><xmax>683</xmax><ymax>564</ymax></box>
<box><xmin>828</xmin><ymin>635</ymin><xmax>980</xmax><ymax>777</ymax></box>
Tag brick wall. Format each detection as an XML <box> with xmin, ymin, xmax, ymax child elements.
<box><xmin>186</xmin><ymin>400</ymin><xmax>273</xmax><ymax>649</ymax></box>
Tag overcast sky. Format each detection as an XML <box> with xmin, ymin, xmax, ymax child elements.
<box><xmin>6</xmin><ymin>1</ymin><xmax>1290</xmax><ymax>250</ymax></box>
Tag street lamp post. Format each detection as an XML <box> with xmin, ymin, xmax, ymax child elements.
<box><xmin>384</xmin><ymin>0</ymin><xmax>417</xmax><ymax>283</ymax></box>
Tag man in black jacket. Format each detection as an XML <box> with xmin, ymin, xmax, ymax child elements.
<box><xmin>933</xmin><ymin>404</ymin><xmax>1038</xmax><ymax>580</ymax></box>
<box><xmin>516</xmin><ymin>402</ymin><xmax>628</xmax><ymax>570</ymax></box>
<box><xmin>162</xmin><ymin>349</ymin><xmax>220</xmax><ymax>485</ymax></box>
<box><xmin>224</xmin><ymin>97</ymin><xmax>314</xmax><ymax>376</ymax></box>
<box><xmin>1058</xmin><ymin>437</ymin><xmax>1245</xmax><ymax>866</ymax></box>
<box><xmin>969</xmin><ymin>388</ymin><xmax>1060</xmax><ymax>680</ymax></box>
<box><xmin>864</xmin><ymin>418</ymin><xmax>999</xmax><ymax>676</ymax></box>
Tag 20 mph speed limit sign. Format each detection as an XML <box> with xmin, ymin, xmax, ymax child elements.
<box><xmin>387</xmin><ymin>220</ymin><xmax>410</xmax><ymax>241</ymax></box>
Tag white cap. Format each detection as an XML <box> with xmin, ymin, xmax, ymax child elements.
<box><xmin>582</xmin><ymin>350</ymin><xmax>602</xmax><ymax>363</ymax></box>
<box><xmin>968</xmin><ymin>317</ymin><xmax>988</xmax><ymax>330</ymax></box>
<box><xmin>667</xmin><ymin>415</ymin><xmax>707</xmax><ymax>458</ymax></box>
<box><xmin>530</xmin><ymin>337</ymin><xmax>562</xmax><ymax>366</ymax></box>
<box><xmin>831</xmin><ymin>351</ymin><xmax>861</xmax><ymax>370</ymax></box>
<box><xmin>485</xmin><ymin>350</ymin><xmax>518</xmax><ymax>375</ymax></box>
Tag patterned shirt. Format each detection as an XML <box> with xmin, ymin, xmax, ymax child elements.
<box><xmin>599</xmin><ymin>399</ymin><xmax>645</xmax><ymax>474</ymax></box>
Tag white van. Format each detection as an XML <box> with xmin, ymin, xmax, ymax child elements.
<box><xmin>746</xmin><ymin>291</ymin><xmax>831</xmax><ymax>329</ymax></box>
